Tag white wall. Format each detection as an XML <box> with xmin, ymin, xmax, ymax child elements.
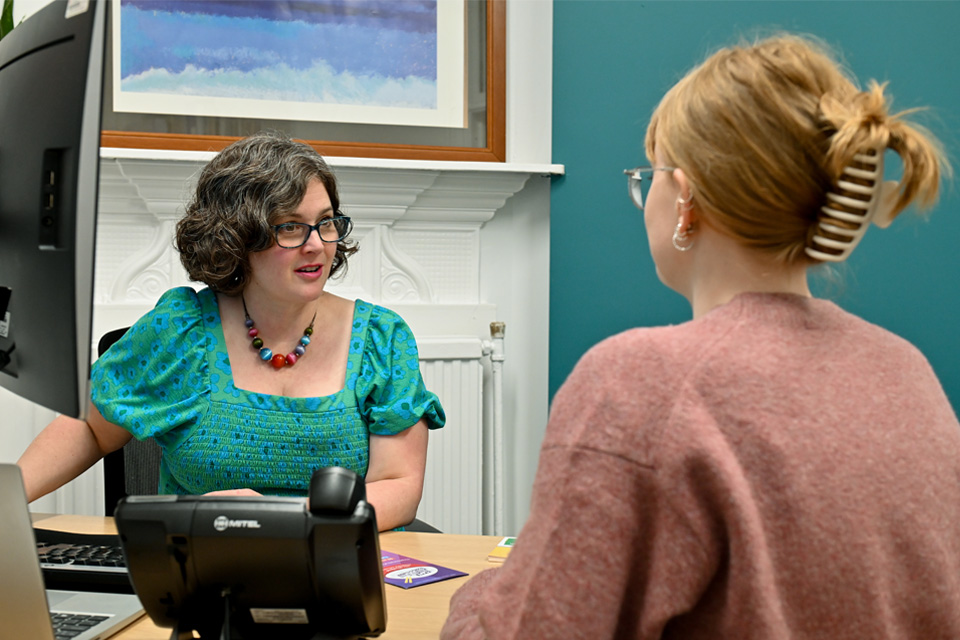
<box><xmin>503</xmin><ymin>0</ymin><xmax>554</xmax><ymax>535</ymax></box>
<box><xmin>1</xmin><ymin>0</ymin><xmax>555</xmax><ymax>536</ymax></box>
<box><xmin>12</xmin><ymin>0</ymin><xmax>49</xmax><ymax>24</ymax></box>
<box><xmin>479</xmin><ymin>176</ymin><xmax>551</xmax><ymax>532</ymax></box>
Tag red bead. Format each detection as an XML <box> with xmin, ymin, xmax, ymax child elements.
<box><xmin>285</xmin><ymin>353</ymin><xmax>298</xmax><ymax>366</ymax></box>
<box><xmin>271</xmin><ymin>353</ymin><xmax>286</xmax><ymax>369</ymax></box>
<box><xmin>248</xmin><ymin>328</ymin><xmax>259</xmax><ymax>337</ymax></box>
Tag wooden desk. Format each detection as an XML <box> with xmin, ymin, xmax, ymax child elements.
<box><xmin>32</xmin><ymin>514</ymin><xmax>499</xmax><ymax>640</ymax></box>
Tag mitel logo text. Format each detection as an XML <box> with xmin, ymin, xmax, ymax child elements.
<box><xmin>213</xmin><ymin>515</ymin><xmax>262</xmax><ymax>531</ymax></box>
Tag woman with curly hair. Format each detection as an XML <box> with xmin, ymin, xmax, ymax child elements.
<box><xmin>19</xmin><ymin>131</ymin><xmax>445</xmax><ymax>531</ymax></box>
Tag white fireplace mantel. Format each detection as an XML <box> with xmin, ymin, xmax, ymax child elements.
<box><xmin>95</xmin><ymin>148</ymin><xmax>563</xmax><ymax>333</ymax></box>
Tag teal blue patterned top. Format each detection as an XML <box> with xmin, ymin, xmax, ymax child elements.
<box><xmin>90</xmin><ymin>287</ymin><xmax>445</xmax><ymax>496</ymax></box>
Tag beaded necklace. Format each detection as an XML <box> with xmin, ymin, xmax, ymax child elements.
<box><xmin>241</xmin><ymin>294</ymin><xmax>317</xmax><ymax>369</ymax></box>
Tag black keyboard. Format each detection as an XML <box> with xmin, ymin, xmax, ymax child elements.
<box><xmin>50</xmin><ymin>612</ymin><xmax>109</xmax><ymax>640</ymax></box>
<box><xmin>34</xmin><ymin>528</ymin><xmax>134</xmax><ymax>594</ymax></box>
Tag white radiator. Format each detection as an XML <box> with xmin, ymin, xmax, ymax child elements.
<box><xmin>417</xmin><ymin>357</ymin><xmax>485</xmax><ymax>534</ymax></box>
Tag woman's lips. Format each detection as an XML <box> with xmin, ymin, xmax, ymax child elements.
<box><xmin>295</xmin><ymin>264</ymin><xmax>323</xmax><ymax>278</ymax></box>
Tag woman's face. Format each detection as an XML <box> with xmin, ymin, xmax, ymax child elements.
<box><xmin>643</xmin><ymin>147</ymin><xmax>685</xmax><ymax>291</ymax></box>
<box><xmin>247</xmin><ymin>178</ymin><xmax>339</xmax><ymax>304</ymax></box>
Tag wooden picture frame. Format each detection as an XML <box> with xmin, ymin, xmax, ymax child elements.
<box><xmin>100</xmin><ymin>1</ymin><xmax>505</xmax><ymax>162</ymax></box>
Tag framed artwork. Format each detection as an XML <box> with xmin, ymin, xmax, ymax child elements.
<box><xmin>100</xmin><ymin>0</ymin><xmax>506</xmax><ymax>162</ymax></box>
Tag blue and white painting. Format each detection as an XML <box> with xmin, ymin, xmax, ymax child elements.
<box><xmin>112</xmin><ymin>0</ymin><xmax>466</xmax><ymax>128</ymax></box>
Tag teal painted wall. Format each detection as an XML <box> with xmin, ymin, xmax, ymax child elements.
<box><xmin>550</xmin><ymin>1</ymin><xmax>960</xmax><ymax>411</ymax></box>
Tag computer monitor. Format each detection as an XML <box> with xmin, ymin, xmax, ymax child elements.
<box><xmin>115</xmin><ymin>467</ymin><xmax>387</xmax><ymax>640</ymax></box>
<box><xmin>0</xmin><ymin>0</ymin><xmax>106</xmax><ymax>419</ymax></box>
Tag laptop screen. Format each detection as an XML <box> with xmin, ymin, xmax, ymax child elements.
<box><xmin>0</xmin><ymin>464</ymin><xmax>143</xmax><ymax>640</ymax></box>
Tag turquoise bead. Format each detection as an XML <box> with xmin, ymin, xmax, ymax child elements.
<box><xmin>300</xmin><ymin>336</ymin><xmax>311</xmax><ymax>346</ymax></box>
<box><xmin>259</xmin><ymin>348</ymin><xmax>273</xmax><ymax>361</ymax></box>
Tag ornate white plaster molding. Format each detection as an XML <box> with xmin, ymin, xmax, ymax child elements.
<box><xmin>95</xmin><ymin>156</ymin><xmax>533</xmax><ymax>313</ymax></box>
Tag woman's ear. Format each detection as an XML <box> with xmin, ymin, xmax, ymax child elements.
<box><xmin>673</xmin><ymin>167</ymin><xmax>689</xmax><ymax>194</ymax></box>
<box><xmin>672</xmin><ymin>167</ymin><xmax>698</xmax><ymax>228</ymax></box>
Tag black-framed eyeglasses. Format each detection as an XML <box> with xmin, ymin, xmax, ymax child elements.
<box><xmin>623</xmin><ymin>166</ymin><xmax>676</xmax><ymax>210</ymax></box>
<box><xmin>271</xmin><ymin>215</ymin><xmax>353</xmax><ymax>249</ymax></box>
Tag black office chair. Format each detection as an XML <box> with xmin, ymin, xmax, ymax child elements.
<box><xmin>97</xmin><ymin>327</ymin><xmax>440</xmax><ymax>532</ymax></box>
<box><xmin>99</xmin><ymin>328</ymin><xmax>162</xmax><ymax>518</ymax></box>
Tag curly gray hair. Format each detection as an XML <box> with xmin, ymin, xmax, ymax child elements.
<box><xmin>176</xmin><ymin>130</ymin><xmax>357</xmax><ymax>295</ymax></box>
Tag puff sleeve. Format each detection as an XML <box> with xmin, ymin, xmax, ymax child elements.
<box><xmin>90</xmin><ymin>287</ymin><xmax>209</xmax><ymax>441</ymax></box>
<box><xmin>352</xmin><ymin>304</ymin><xmax>445</xmax><ymax>435</ymax></box>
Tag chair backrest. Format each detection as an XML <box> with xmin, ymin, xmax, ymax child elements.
<box><xmin>99</xmin><ymin>328</ymin><xmax>162</xmax><ymax>517</ymax></box>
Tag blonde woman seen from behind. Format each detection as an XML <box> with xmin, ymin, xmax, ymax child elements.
<box><xmin>442</xmin><ymin>34</ymin><xmax>960</xmax><ymax>639</ymax></box>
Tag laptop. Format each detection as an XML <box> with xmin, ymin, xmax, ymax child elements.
<box><xmin>0</xmin><ymin>464</ymin><xmax>144</xmax><ymax>640</ymax></box>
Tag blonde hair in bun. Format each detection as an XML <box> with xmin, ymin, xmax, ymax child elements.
<box><xmin>646</xmin><ymin>33</ymin><xmax>950</xmax><ymax>264</ymax></box>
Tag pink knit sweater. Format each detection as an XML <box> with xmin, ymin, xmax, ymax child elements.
<box><xmin>442</xmin><ymin>293</ymin><xmax>960</xmax><ymax>639</ymax></box>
